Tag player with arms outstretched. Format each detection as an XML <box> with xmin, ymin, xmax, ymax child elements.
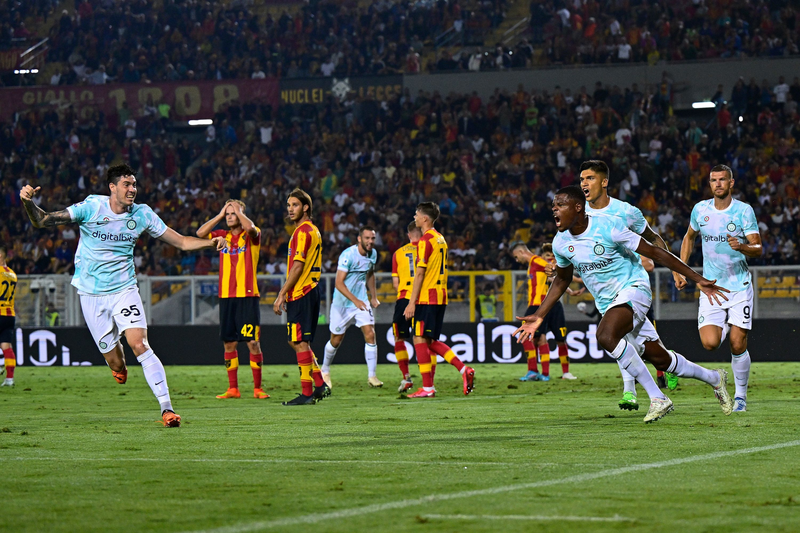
<box><xmin>511</xmin><ymin>242</ymin><xmax>576</xmax><ymax>382</ymax></box>
<box><xmin>273</xmin><ymin>189</ymin><xmax>329</xmax><ymax>406</ymax></box>
<box><xmin>321</xmin><ymin>226</ymin><xmax>382</xmax><ymax>389</ymax></box>
<box><xmin>403</xmin><ymin>202</ymin><xmax>475</xmax><ymax>398</ymax></box>
<box><xmin>20</xmin><ymin>164</ymin><xmax>225</xmax><ymax>427</ymax></box>
<box><xmin>197</xmin><ymin>200</ymin><xmax>269</xmax><ymax>400</ymax></box>
<box><xmin>674</xmin><ymin>165</ymin><xmax>762</xmax><ymax>412</ymax></box>
<box><xmin>0</xmin><ymin>248</ymin><xmax>18</xmax><ymax>387</ymax></box>
<box><xmin>515</xmin><ymin>186</ymin><xmax>733</xmax><ymax>422</ymax></box>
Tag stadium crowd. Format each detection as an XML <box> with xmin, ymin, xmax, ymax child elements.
<box><xmin>2</xmin><ymin>71</ymin><xmax>800</xmax><ymax>279</ymax></box>
<box><xmin>45</xmin><ymin>0</ymin><xmax>507</xmax><ymax>86</ymax></box>
<box><xmin>28</xmin><ymin>0</ymin><xmax>800</xmax><ymax>86</ymax></box>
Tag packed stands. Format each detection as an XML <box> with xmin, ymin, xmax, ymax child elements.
<box><xmin>3</xmin><ymin>71</ymin><xmax>800</xmax><ymax>279</ymax></box>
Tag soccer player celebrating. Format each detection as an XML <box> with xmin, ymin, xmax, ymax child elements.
<box><xmin>273</xmin><ymin>189</ymin><xmax>329</xmax><ymax>406</ymax></box>
<box><xmin>20</xmin><ymin>164</ymin><xmax>225</xmax><ymax>427</ymax></box>
<box><xmin>515</xmin><ymin>186</ymin><xmax>733</xmax><ymax>423</ymax></box>
<box><xmin>403</xmin><ymin>202</ymin><xmax>475</xmax><ymax>398</ymax></box>
<box><xmin>674</xmin><ymin>165</ymin><xmax>762</xmax><ymax>412</ymax></box>
<box><xmin>0</xmin><ymin>248</ymin><xmax>18</xmax><ymax>387</ymax></box>
<box><xmin>511</xmin><ymin>242</ymin><xmax>576</xmax><ymax>381</ymax></box>
<box><xmin>391</xmin><ymin>222</ymin><xmax>429</xmax><ymax>393</ymax></box>
<box><xmin>321</xmin><ymin>226</ymin><xmax>383</xmax><ymax>388</ymax></box>
<box><xmin>197</xmin><ymin>200</ymin><xmax>268</xmax><ymax>400</ymax></box>
<box><xmin>580</xmin><ymin>160</ymin><xmax>678</xmax><ymax>410</ymax></box>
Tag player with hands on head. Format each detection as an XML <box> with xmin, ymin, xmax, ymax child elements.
<box><xmin>197</xmin><ymin>199</ymin><xmax>268</xmax><ymax>400</ymax></box>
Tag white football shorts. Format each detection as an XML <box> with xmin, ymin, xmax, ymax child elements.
<box><xmin>80</xmin><ymin>286</ymin><xmax>148</xmax><ymax>353</ymax></box>
<box><xmin>698</xmin><ymin>283</ymin><xmax>753</xmax><ymax>331</ymax></box>
<box><xmin>329</xmin><ymin>303</ymin><xmax>374</xmax><ymax>335</ymax></box>
<box><xmin>608</xmin><ymin>286</ymin><xmax>659</xmax><ymax>354</ymax></box>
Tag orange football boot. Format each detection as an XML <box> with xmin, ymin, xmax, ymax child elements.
<box><xmin>253</xmin><ymin>388</ymin><xmax>270</xmax><ymax>399</ymax></box>
<box><xmin>216</xmin><ymin>388</ymin><xmax>241</xmax><ymax>399</ymax></box>
<box><xmin>161</xmin><ymin>410</ymin><xmax>181</xmax><ymax>427</ymax></box>
<box><xmin>112</xmin><ymin>368</ymin><xmax>127</xmax><ymax>384</ymax></box>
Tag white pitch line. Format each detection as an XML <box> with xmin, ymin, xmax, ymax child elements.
<box><xmin>180</xmin><ymin>439</ymin><xmax>800</xmax><ymax>533</ymax></box>
<box><xmin>422</xmin><ymin>514</ymin><xmax>635</xmax><ymax>523</ymax></box>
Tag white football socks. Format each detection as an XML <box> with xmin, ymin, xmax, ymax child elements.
<box><xmin>137</xmin><ymin>349</ymin><xmax>173</xmax><ymax>413</ymax></box>
<box><xmin>619</xmin><ymin>367</ymin><xmax>637</xmax><ymax>395</ymax></box>
<box><xmin>667</xmin><ymin>350</ymin><xmax>719</xmax><ymax>387</ymax></box>
<box><xmin>612</xmin><ymin>339</ymin><xmax>666</xmax><ymax>400</ymax></box>
<box><xmin>731</xmin><ymin>350</ymin><xmax>751</xmax><ymax>400</ymax></box>
<box><xmin>322</xmin><ymin>341</ymin><xmax>338</xmax><ymax>374</ymax></box>
<box><xmin>365</xmin><ymin>343</ymin><xmax>378</xmax><ymax>377</ymax></box>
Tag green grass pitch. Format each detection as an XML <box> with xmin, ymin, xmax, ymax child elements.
<box><xmin>1</xmin><ymin>363</ymin><xmax>799</xmax><ymax>533</ymax></box>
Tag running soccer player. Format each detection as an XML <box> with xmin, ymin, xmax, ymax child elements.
<box><xmin>20</xmin><ymin>164</ymin><xmax>225</xmax><ymax>427</ymax></box>
<box><xmin>579</xmin><ymin>160</ymin><xmax>679</xmax><ymax>411</ymax></box>
<box><xmin>197</xmin><ymin>200</ymin><xmax>269</xmax><ymax>400</ymax></box>
<box><xmin>0</xmin><ymin>248</ymin><xmax>18</xmax><ymax>387</ymax></box>
<box><xmin>403</xmin><ymin>202</ymin><xmax>475</xmax><ymax>398</ymax></box>
<box><xmin>515</xmin><ymin>186</ymin><xmax>733</xmax><ymax>422</ymax></box>
<box><xmin>273</xmin><ymin>189</ymin><xmax>329</xmax><ymax>406</ymax></box>
<box><xmin>674</xmin><ymin>165</ymin><xmax>762</xmax><ymax>412</ymax></box>
<box><xmin>321</xmin><ymin>226</ymin><xmax>383</xmax><ymax>388</ymax></box>
<box><xmin>392</xmin><ymin>222</ymin><xmax>432</xmax><ymax>392</ymax></box>
<box><xmin>511</xmin><ymin>242</ymin><xmax>576</xmax><ymax>381</ymax></box>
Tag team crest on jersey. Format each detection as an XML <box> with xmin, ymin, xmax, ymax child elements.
<box><xmin>593</xmin><ymin>244</ymin><xmax>605</xmax><ymax>255</ymax></box>
<box><xmin>99</xmin><ymin>341</ymin><xmax>107</xmax><ymax>350</ymax></box>
<box><xmin>726</xmin><ymin>222</ymin><xmax>736</xmax><ymax>232</ymax></box>
<box><xmin>127</xmin><ymin>220</ymin><xmax>137</xmax><ymax>230</ymax></box>
<box><xmin>704</xmin><ymin>216</ymin><xmax>710</xmax><ymax>222</ymax></box>
<box><xmin>699</xmin><ymin>316</ymin><xmax>705</xmax><ymax>324</ymax></box>
<box><xmin>568</xmin><ymin>245</ymin><xmax>575</xmax><ymax>253</ymax></box>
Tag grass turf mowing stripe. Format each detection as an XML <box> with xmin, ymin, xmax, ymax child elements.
<box><xmin>181</xmin><ymin>439</ymin><xmax>800</xmax><ymax>533</ymax></box>
<box><xmin>422</xmin><ymin>514</ymin><xmax>636</xmax><ymax>522</ymax></box>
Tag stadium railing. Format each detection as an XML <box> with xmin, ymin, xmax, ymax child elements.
<box><xmin>14</xmin><ymin>267</ymin><xmax>800</xmax><ymax>327</ymax></box>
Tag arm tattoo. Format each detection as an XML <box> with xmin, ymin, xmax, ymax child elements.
<box><xmin>23</xmin><ymin>202</ymin><xmax>72</xmax><ymax>228</ymax></box>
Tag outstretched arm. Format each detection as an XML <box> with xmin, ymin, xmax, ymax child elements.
<box><xmin>20</xmin><ymin>185</ymin><xmax>72</xmax><ymax>228</ymax></box>
<box><xmin>159</xmin><ymin>227</ymin><xmax>224</xmax><ymax>251</ymax></box>
<box><xmin>637</xmin><ymin>239</ymin><xmax>728</xmax><ymax>305</ymax></box>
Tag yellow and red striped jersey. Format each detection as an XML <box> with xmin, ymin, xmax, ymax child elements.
<box><xmin>415</xmin><ymin>229</ymin><xmax>448</xmax><ymax>305</ymax></box>
<box><xmin>0</xmin><ymin>266</ymin><xmax>17</xmax><ymax>317</ymax></box>
<box><xmin>527</xmin><ymin>255</ymin><xmax>550</xmax><ymax>306</ymax></box>
<box><xmin>392</xmin><ymin>242</ymin><xmax>418</xmax><ymax>300</ymax></box>
<box><xmin>287</xmin><ymin>220</ymin><xmax>322</xmax><ymax>302</ymax></box>
<box><xmin>211</xmin><ymin>228</ymin><xmax>261</xmax><ymax>298</ymax></box>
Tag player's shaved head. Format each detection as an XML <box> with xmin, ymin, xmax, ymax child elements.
<box><xmin>556</xmin><ymin>185</ymin><xmax>586</xmax><ymax>210</ymax></box>
<box><xmin>107</xmin><ymin>164</ymin><xmax>136</xmax><ymax>186</ymax></box>
<box><xmin>509</xmin><ymin>241</ymin><xmax>529</xmax><ymax>253</ymax></box>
